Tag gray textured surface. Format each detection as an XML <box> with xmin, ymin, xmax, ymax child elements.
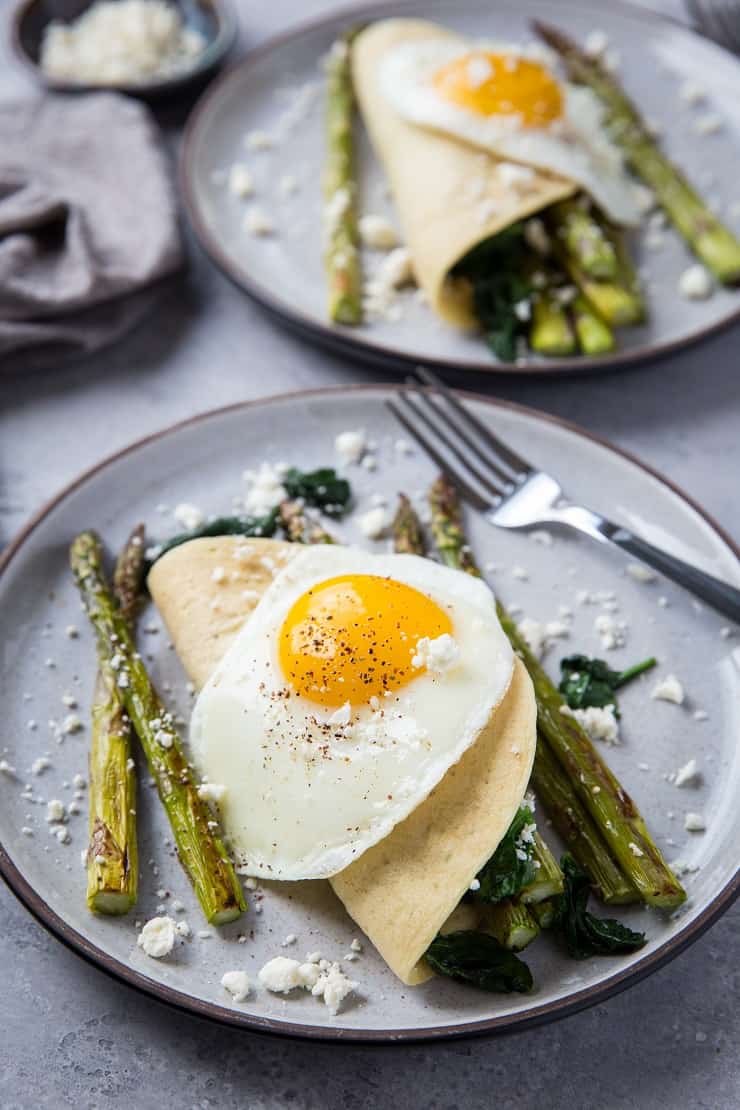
<box><xmin>1</xmin><ymin>1</ymin><xmax>738</xmax><ymax>1107</ymax></box>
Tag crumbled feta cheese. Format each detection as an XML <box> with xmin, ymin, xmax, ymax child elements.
<box><xmin>62</xmin><ymin>714</ymin><xmax>83</xmax><ymax>735</ymax></box>
<box><xmin>243</xmin><ymin>207</ymin><xmax>274</xmax><ymax>236</ymax></box>
<box><xmin>176</xmin><ymin>920</ymin><xmax>191</xmax><ymax>938</ymax></box>
<box><xmin>350</xmin><ymin>938</ymin><xmax>362</xmax><ymax>953</ymax></box>
<box><xmin>679</xmin><ymin>80</ymin><xmax>705</xmax><ymax>106</ymax></box>
<box><xmin>469</xmin><ymin>878</ymin><xmax>481</xmax><ymax>892</ymax></box>
<box><xmin>628</xmin><ymin>841</ymin><xmax>644</xmax><ymax>857</ymax></box>
<box><xmin>228</xmin><ymin>163</ymin><xmax>254</xmax><ymax>198</ymax></box>
<box><xmin>244</xmin><ymin>130</ymin><xmax>273</xmax><ymax>151</ymax></box>
<box><xmin>394</xmin><ymin>438</ymin><xmax>413</xmax><ymax>456</ymax></box>
<box><xmin>357</xmin><ymin>506</ymin><xmax>389</xmax><ymax>540</ymax></box>
<box><xmin>363</xmin><ymin>247</ymin><xmax>414</xmax><ymax>319</ymax></box>
<box><xmin>511</xmin><ymin>565</ymin><xmax>529</xmax><ymax>581</ymax></box>
<box><xmin>516</xmin><ymin>617</ymin><xmax>547</xmax><ymax>660</ymax></box>
<box><xmin>335</xmin><ymin>429</ymin><xmax>366</xmax><ymax>465</ymax></box>
<box><xmin>674</xmin><ymin>759</ymin><xmax>700</xmax><ymax>787</ymax></box>
<box><xmin>594</xmin><ymin>613</ymin><xmax>627</xmax><ymax>651</ymax></box>
<box><xmin>281</xmin><ymin>933</ymin><xmax>298</xmax><ymax>947</ymax></box>
<box><xmin>197</xmin><ymin>783</ymin><xmax>226</xmax><ymax>803</ymax></box>
<box><xmin>0</xmin><ymin>760</ymin><xmax>16</xmax><ymax>778</ymax></box>
<box><xmin>561</xmin><ymin>703</ymin><xmax>620</xmax><ymax>745</ymax></box>
<box><xmin>694</xmin><ymin>115</ymin><xmax>722</xmax><ymax>136</ymax></box>
<box><xmin>65</xmin><ymin>624</ymin><xmax>79</xmax><ymax>639</ymax></box>
<box><xmin>72</xmin><ymin>773</ymin><xmax>87</xmax><ymax>790</ymax></box>
<box><xmin>651</xmin><ymin>674</ymin><xmax>684</xmax><ymax>705</ymax></box>
<box><xmin>258</xmin><ymin>956</ymin><xmax>318</xmax><ymax>993</ymax></box>
<box><xmin>626</xmin><ymin>563</ymin><xmax>657</xmax><ymax>583</ymax></box>
<box><xmin>221</xmin><ymin>970</ymin><xmax>251</xmax><ymax>1002</ymax></box>
<box><xmin>678</xmin><ymin>264</ymin><xmax>713</xmax><ymax>301</ymax></box>
<box><xmin>137</xmin><ymin>916</ymin><xmax>178</xmax><ymax>959</ymax></box>
<box><xmin>242</xmin><ymin>461</ymin><xmax>287</xmax><ymax>514</ymax></box>
<box><xmin>358</xmin><ymin>214</ymin><xmax>399</xmax><ymax>250</ymax></box>
<box><xmin>684</xmin><ymin>812</ymin><xmax>706</xmax><ymax>832</ymax></box>
<box><xmin>39</xmin><ymin>0</ymin><xmax>206</xmax><ymax>85</ymax></box>
<box><xmin>173</xmin><ymin>502</ymin><xmax>204</xmax><ymax>530</ymax></box>
<box><xmin>46</xmin><ymin>799</ymin><xmax>66</xmax><ymax>823</ymax></box>
<box><xmin>54</xmin><ymin>826</ymin><xmax>71</xmax><ymax>844</ymax></box>
<box><xmin>61</xmin><ymin>693</ymin><xmax>78</xmax><ymax>709</ymax></box>
<box><xmin>584</xmin><ymin>29</ymin><xmax>608</xmax><ymax>56</ymax></box>
<box><xmin>311</xmin><ymin>962</ymin><xmax>358</xmax><ymax>1016</ymax></box>
<box><xmin>31</xmin><ymin>757</ymin><xmax>51</xmax><ymax>776</ymax></box>
<box><xmin>411</xmin><ymin>633</ymin><xmax>460</xmax><ymax>674</ymax></box>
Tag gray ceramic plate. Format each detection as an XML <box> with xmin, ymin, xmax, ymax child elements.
<box><xmin>181</xmin><ymin>0</ymin><xmax>740</xmax><ymax>377</ymax></box>
<box><xmin>0</xmin><ymin>386</ymin><xmax>738</xmax><ymax>1042</ymax></box>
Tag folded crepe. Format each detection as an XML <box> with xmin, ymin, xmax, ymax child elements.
<box><xmin>351</xmin><ymin>19</ymin><xmax>576</xmax><ymax>327</ymax></box>
<box><xmin>148</xmin><ymin>536</ymin><xmax>537</xmax><ymax>984</ymax></box>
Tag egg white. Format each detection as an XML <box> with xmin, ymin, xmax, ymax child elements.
<box><xmin>190</xmin><ymin>544</ymin><xmax>514</xmax><ymax>880</ymax></box>
<box><xmin>378</xmin><ymin>37</ymin><xmax>640</xmax><ymax>226</ymax></box>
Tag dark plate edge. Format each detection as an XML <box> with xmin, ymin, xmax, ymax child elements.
<box><xmin>179</xmin><ymin>0</ymin><xmax>740</xmax><ymax>379</ymax></box>
<box><xmin>0</xmin><ymin>383</ymin><xmax>738</xmax><ymax>1044</ymax></box>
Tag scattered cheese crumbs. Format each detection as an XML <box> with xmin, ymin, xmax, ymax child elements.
<box><xmin>679</xmin><ymin>80</ymin><xmax>705</xmax><ymax>106</ymax></box>
<box><xmin>62</xmin><ymin>714</ymin><xmax>83</xmax><ymax>735</ymax></box>
<box><xmin>0</xmin><ymin>760</ymin><xmax>17</xmax><ymax>777</ymax></box>
<box><xmin>584</xmin><ymin>29</ymin><xmax>608</xmax><ymax>56</ymax></box>
<box><xmin>357</xmin><ymin>506</ymin><xmax>389</xmax><ymax>540</ymax></box>
<box><xmin>65</xmin><ymin>624</ymin><xmax>79</xmax><ymax>638</ymax></box>
<box><xmin>671</xmin><ymin>858</ymin><xmax>700</xmax><ymax>877</ymax></box>
<box><xmin>54</xmin><ymin>826</ymin><xmax>71</xmax><ymax>844</ymax></box>
<box><xmin>244</xmin><ymin>207</ymin><xmax>274</xmax><ymax>236</ymax></box>
<box><xmin>244</xmin><ymin>130</ymin><xmax>273</xmax><ymax>151</ymax></box>
<box><xmin>364</xmin><ymin>247</ymin><xmax>414</xmax><ymax>319</ymax></box>
<box><xmin>242</xmin><ymin>461</ymin><xmax>287</xmax><ymax>514</ymax></box>
<box><xmin>39</xmin><ymin>0</ymin><xmax>206</xmax><ymax>85</ymax></box>
<box><xmin>176</xmin><ymin>920</ymin><xmax>191</xmax><ymax>938</ymax></box>
<box><xmin>228</xmin><ymin>163</ymin><xmax>254</xmax><ymax>198</ymax></box>
<box><xmin>561</xmin><ymin>704</ymin><xmax>620</xmax><ymax>745</ymax></box>
<box><xmin>259</xmin><ymin>956</ymin><xmax>318</xmax><ymax>993</ymax></box>
<box><xmin>511</xmin><ymin>565</ymin><xmax>529</xmax><ymax>581</ymax></box>
<box><xmin>626</xmin><ymin>563</ymin><xmax>657</xmax><ymax>583</ymax></box>
<box><xmin>174</xmin><ymin>502</ymin><xmax>204</xmax><ymax>530</ymax></box>
<box><xmin>197</xmin><ymin>783</ymin><xmax>226</xmax><ymax>803</ymax></box>
<box><xmin>350</xmin><ymin>938</ymin><xmax>363</xmax><ymax>953</ymax></box>
<box><xmin>137</xmin><ymin>916</ymin><xmax>178</xmax><ymax>959</ymax></box>
<box><xmin>594</xmin><ymin>613</ymin><xmax>627</xmax><ymax>651</ymax></box>
<box><xmin>311</xmin><ymin>962</ymin><xmax>358</xmax><ymax>1016</ymax></box>
<box><xmin>651</xmin><ymin>674</ymin><xmax>684</xmax><ymax>705</ymax></box>
<box><xmin>335</xmin><ymin>429</ymin><xmax>366</xmax><ymax>465</ymax></box>
<box><xmin>694</xmin><ymin>115</ymin><xmax>722</xmax><ymax>136</ymax></box>
<box><xmin>61</xmin><ymin>693</ymin><xmax>78</xmax><ymax>708</ymax></box>
<box><xmin>31</xmin><ymin>758</ymin><xmax>51</xmax><ymax>776</ymax></box>
<box><xmin>197</xmin><ymin>929</ymin><xmax>213</xmax><ymax>939</ymax></box>
<box><xmin>684</xmin><ymin>812</ymin><xmax>706</xmax><ymax>832</ymax></box>
<box><xmin>394</xmin><ymin>438</ymin><xmax>413</xmax><ymax>456</ymax></box>
<box><xmin>281</xmin><ymin>933</ymin><xmax>298</xmax><ymax>947</ymax></box>
<box><xmin>358</xmin><ymin>214</ymin><xmax>399</xmax><ymax>250</ymax></box>
<box><xmin>210</xmin><ymin>565</ymin><xmax>226</xmax><ymax>584</ymax></box>
<box><xmin>21</xmin><ymin>827</ymin><xmax>33</xmax><ymax>837</ymax></box>
<box><xmin>46</xmin><ymin>799</ymin><xmax>66</xmax><ymax>823</ymax></box>
<box><xmin>693</xmin><ymin>710</ymin><xmax>708</xmax><ymax>722</ymax></box>
<box><xmin>221</xmin><ymin>970</ymin><xmax>251</xmax><ymax>1002</ymax></box>
<box><xmin>305</xmin><ymin>951</ymin><xmax>322</xmax><ymax>964</ymax></box>
<box><xmin>411</xmin><ymin>633</ymin><xmax>460</xmax><ymax>674</ymax></box>
<box><xmin>468</xmin><ymin>878</ymin><xmax>481</xmax><ymax>892</ymax></box>
<box><xmin>72</xmin><ymin>773</ymin><xmax>86</xmax><ymax>789</ymax></box>
<box><xmin>674</xmin><ymin>759</ymin><xmax>700</xmax><ymax>787</ymax></box>
<box><xmin>678</xmin><ymin>264</ymin><xmax>713</xmax><ymax>301</ymax></box>
<box><xmin>516</xmin><ymin>617</ymin><xmax>547</xmax><ymax>660</ymax></box>
<box><xmin>628</xmin><ymin>841</ymin><xmax>644</xmax><ymax>857</ymax></box>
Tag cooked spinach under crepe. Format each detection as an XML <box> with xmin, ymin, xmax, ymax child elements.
<box><xmin>148</xmin><ymin>536</ymin><xmax>537</xmax><ymax>984</ymax></box>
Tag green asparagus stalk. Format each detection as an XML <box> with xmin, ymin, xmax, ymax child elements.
<box><xmin>534</xmin><ymin>21</ymin><xmax>740</xmax><ymax>284</ymax></box>
<box><xmin>571</xmin><ymin>294</ymin><xmax>616</xmax><ymax>354</ymax></box>
<box><xmin>529</xmin><ymin>289</ymin><xmax>577</xmax><ymax>355</ymax></box>
<box><xmin>521</xmin><ymin>832</ymin><xmax>565</xmax><ymax>904</ymax></box>
<box><xmin>428</xmin><ymin>474</ymin><xmax>685</xmax><ymax>909</ymax></box>
<box><xmin>86</xmin><ymin>525</ymin><xmax>145</xmax><ymax>914</ymax></box>
<box><xmin>532</xmin><ymin>741</ymin><xmax>637</xmax><ymax>904</ymax></box>
<box><xmin>549</xmin><ymin>199</ymin><xmax>619</xmax><ymax>279</ymax></box>
<box><xmin>391</xmin><ymin>494</ymin><xmax>427</xmax><ymax>555</ymax></box>
<box><xmin>278</xmin><ymin>499</ymin><xmax>334</xmax><ymax>544</ymax></box>
<box><xmin>481</xmin><ymin>899</ymin><xmax>541</xmax><ymax>951</ymax></box>
<box><xmin>71</xmin><ymin>531</ymin><xmax>246</xmax><ymax>926</ymax></box>
<box><xmin>324</xmin><ymin>32</ymin><xmax>362</xmax><ymax>323</ymax></box>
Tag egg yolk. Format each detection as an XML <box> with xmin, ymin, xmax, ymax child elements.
<box><xmin>278</xmin><ymin>574</ymin><xmax>453</xmax><ymax>708</ymax></box>
<box><xmin>433</xmin><ymin>52</ymin><xmax>563</xmax><ymax>127</ymax></box>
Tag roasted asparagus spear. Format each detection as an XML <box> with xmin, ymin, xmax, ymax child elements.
<box><xmin>324</xmin><ymin>32</ymin><xmax>362</xmax><ymax>323</ymax></box>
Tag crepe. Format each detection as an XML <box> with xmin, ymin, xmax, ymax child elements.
<box><xmin>148</xmin><ymin>536</ymin><xmax>537</xmax><ymax>985</ymax></box>
<box><xmin>352</xmin><ymin>19</ymin><xmax>576</xmax><ymax>327</ymax></box>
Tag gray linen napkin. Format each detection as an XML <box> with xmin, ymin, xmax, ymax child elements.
<box><xmin>0</xmin><ymin>92</ymin><xmax>183</xmax><ymax>369</ymax></box>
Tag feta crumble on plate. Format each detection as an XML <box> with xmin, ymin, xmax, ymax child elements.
<box><xmin>137</xmin><ymin>916</ymin><xmax>178</xmax><ymax>958</ymax></box>
<box><xmin>560</xmin><ymin>704</ymin><xmax>620</xmax><ymax>745</ymax></box>
<box><xmin>221</xmin><ymin>970</ymin><xmax>251</xmax><ymax>1002</ymax></box>
<box><xmin>651</xmin><ymin>674</ymin><xmax>685</xmax><ymax>705</ymax></box>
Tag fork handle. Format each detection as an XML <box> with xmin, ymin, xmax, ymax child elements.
<box><xmin>608</xmin><ymin>528</ymin><xmax>740</xmax><ymax>622</ymax></box>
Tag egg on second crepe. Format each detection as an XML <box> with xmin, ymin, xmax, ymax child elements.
<box><xmin>190</xmin><ymin>544</ymin><xmax>514</xmax><ymax>880</ymax></box>
<box><xmin>377</xmin><ymin>36</ymin><xmax>639</xmax><ymax>226</ymax></box>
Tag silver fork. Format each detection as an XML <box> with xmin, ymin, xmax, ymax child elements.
<box><xmin>386</xmin><ymin>368</ymin><xmax>740</xmax><ymax>622</ymax></box>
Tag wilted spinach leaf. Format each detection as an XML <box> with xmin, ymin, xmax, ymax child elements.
<box><xmin>473</xmin><ymin>805</ymin><xmax>538</xmax><ymax>903</ymax></box>
<box><xmin>559</xmin><ymin>654</ymin><xmax>656</xmax><ymax>715</ymax></box>
<box><xmin>148</xmin><ymin>511</ymin><xmax>279</xmax><ymax>566</ymax></box>
<box><xmin>283</xmin><ymin>467</ymin><xmax>351</xmax><ymax>517</ymax></box>
<box><xmin>553</xmin><ymin>854</ymin><xmax>646</xmax><ymax>959</ymax></box>
<box><xmin>453</xmin><ymin>225</ymin><xmax>532</xmax><ymax>363</ymax></box>
<box><xmin>426</xmin><ymin>930</ymin><xmax>533</xmax><ymax>993</ymax></box>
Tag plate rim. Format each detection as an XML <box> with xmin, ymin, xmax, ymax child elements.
<box><xmin>1</xmin><ymin>383</ymin><xmax>738</xmax><ymax>1044</ymax></box>
<box><xmin>180</xmin><ymin>0</ymin><xmax>740</xmax><ymax>380</ymax></box>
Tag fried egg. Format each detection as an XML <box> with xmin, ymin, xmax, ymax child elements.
<box><xmin>378</xmin><ymin>36</ymin><xmax>639</xmax><ymax>226</ymax></box>
<box><xmin>190</xmin><ymin>544</ymin><xmax>514</xmax><ymax>880</ymax></box>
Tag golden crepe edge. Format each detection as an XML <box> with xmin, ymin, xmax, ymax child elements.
<box><xmin>351</xmin><ymin>18</ymin><xmax>576</xmax><ymax>329</ymax></box>
<box><xmin>148</xmin><ymin>536</ymin><xmax>537</xmax><ymax>986</ymax></box>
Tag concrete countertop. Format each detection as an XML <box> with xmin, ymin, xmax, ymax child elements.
<box><xmin>1</xmin><ymin>2</ymin><xmax>737</xmax><ymax>1107</ymax></box>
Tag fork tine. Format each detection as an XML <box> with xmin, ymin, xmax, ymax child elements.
<box><xmin>407</xmin><ymin>380</ymin><xmax>515</xmax><ymax>490</ymax></box>
<box><xmin>385</xmin><ymin>399</ymin><xmax>490</xmax><ymax>511</ymax></box>
<box><xmin>413</xmin><ymin>367</ymin><xmax>533</xmax><ymax>480</ymax></box>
